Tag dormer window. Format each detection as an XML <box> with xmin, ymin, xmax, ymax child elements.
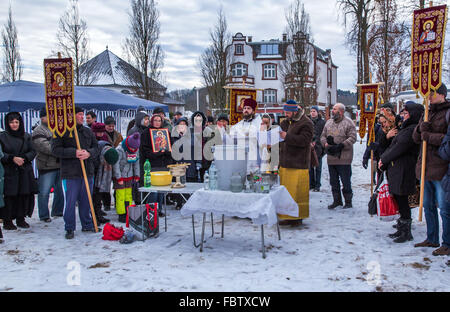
<box><xmin>260</xmin><ymin>44</ymin><xmax>279</xmax><ymax>55</ymax></box>
<box><xmin>235</xmin><ymin>44</ymin><xmax>244</xmax><ymax>55</ymax></box>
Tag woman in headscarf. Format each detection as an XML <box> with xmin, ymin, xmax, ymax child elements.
<box><xmin>0</xmin><ymin>112</ymin><xmax>38</xmax><ymax>230</ymax></box>
<box><xmin>379</xmin><ymin>103</ymin><xmax>424</xmax><ymax>243</ymax></box>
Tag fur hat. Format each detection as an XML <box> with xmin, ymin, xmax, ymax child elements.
<box><xmin>283</xmin><ymin>99</ymin><xmax>299</xmax><ymax>112</ymax></box>
<box><xmin>434</xmin><ymin>83</ymin><xmax>447</xmax><ymax>97</ymax></box>
<box><xmin>126</xmin><ymin>132</ymin><xmax>141</xmax><ymax>150</ymax></box>
<box><xmin>104</xmin><ymin>147</ymin><xmax>119</xmax><ymax>165</ymax></box>
<box><xmin>91</xmin><ymin>122</ymin><xmax>106</xmax><ymax>133</ymax></box>
<box><xmin>75</xmin><ymin>106</ymin><xmax>83</xmax><ymax>114</ymax></box>
<box><xmin>104</xmin><ymin>116</ymin><xmax>115</xmax><ymax>125</ymax></box>
<box><xmin>243</xmin><ymin>98</ymin><xmax>257</xmax><ymax>111</ymax></box>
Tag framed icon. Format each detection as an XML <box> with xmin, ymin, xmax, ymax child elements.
<box><xmin>150</xmin><ymin>128</ymin><xmax>172</xmax><ymax>153</ymax></box>
<box><xmin>364</xmin><ymin>92</ymin><xmax>375</xmax><ymax>113</ymax></box>
<box><xmin>236</xmin><ymin>94</ymin><xmax>251</xmax><ymax>112</ymax></box>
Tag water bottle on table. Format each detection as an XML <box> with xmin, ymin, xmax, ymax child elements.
<box><xmin>204</xmin><ymin>171</ymin><xmax>210</xmax><ymax>190</ymax></box>
<box><xmin>144</xmin><ymin>159</ymin><xmax>151</xmax><ymax>187</ymax></box>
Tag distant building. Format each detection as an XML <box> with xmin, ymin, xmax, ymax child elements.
<box><xmin>79</xmin><ymin>48</ymin><xmax>184</xmax><ymax>113</ymax></box>
<box><xmin>225</xmin><ymin>32</ymin><xmax>338</xmax><ymax>117</ymax></box>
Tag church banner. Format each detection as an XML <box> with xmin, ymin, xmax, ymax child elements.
<box><xmin>44</xmin><ymin>58</ymin><xmax>75</xmax><ymax>137</ymax></box>
<box><xmin>228</xmin><ymin>88</ymin><xmax>257</xmax><ymax>125</ymax></box>
<box><xmin>411</xmin><ymin>5</ymin><xmax>447</xmax><ymax>97</ymax></box>
<box><xmin>358</xmin><ymin>84</ymin><xmax>380</xmax><ymax>144</ymax></box>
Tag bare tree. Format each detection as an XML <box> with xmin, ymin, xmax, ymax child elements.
<box><xmin>1</xmin><ymin>5</ymin><xmax>22</xmax><ymax>83</ymax></box>
<box><xmin>55</xmin><ymin>0</ymin><xmax>90</xmax><ymax>86</ymax></box>
<box><xmin>369</xmin><ymin>0</ymin><xmax>409</xmax><ymax>100</ymax></box>
<box><xmin>123</xmin><ymin>0</ymin><xmax>164</xmax><ymax>101</ymax></box>
<box><xmin>338</xmin><ymin>0</ymin><xmax>375</xmax><ymax>84</ymax></box>
<box><xmin>199</xmin><ymin>8</ymin><xmax>231</xmax><ymax>113</ymax></box>
<box><xmin>281</xmin><ymin>0</ymin><xmax>317</xmax><ymax>107</ymax></box>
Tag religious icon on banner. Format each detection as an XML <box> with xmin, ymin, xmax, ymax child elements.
<box><xmin>150</xmin><ymin>128</ymin><xmax>171</xmax><ymax>153</ymax></box>
<box><xmin>229</xmin><ymin>88</ymin><xmax>257</xmax><ymax>125</ymax></box>
<box><xmin>358</xmin><ymin>84</ymin><xmax>381</xmax><ymax>144</ymax></box>
<box><xmin>44</xmin><ymin>58</ymin><xmax>75</xmax><ymax>138</ymax></box>
<box><xmin>411</xmin><ymin>5</ymin><xmax>447</xmax><ymax>97</ymax></box>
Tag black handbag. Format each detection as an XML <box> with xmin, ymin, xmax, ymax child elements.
<box><xmin>368</xmin><ymin>173</ymin><xmax>384</xmax><ymax>216</ymax></box>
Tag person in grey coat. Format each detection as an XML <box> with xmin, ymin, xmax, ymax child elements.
<box><xmin>32</xmin><ymin>107</ymin><xmax>64</xmax><ymax>222</ymax></box>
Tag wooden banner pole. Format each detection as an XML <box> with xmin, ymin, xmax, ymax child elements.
<box><xmin>418</xmin><ymin>97</ymin><xmax>429</xmax><ymax>222</ymax></box>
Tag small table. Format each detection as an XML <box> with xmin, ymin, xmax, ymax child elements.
<box><xmin>138</xmin><ymin>183</ymin><xmax>204</xmax><ymax>232</ymax></box>
<box><xmin>181</xmin><ymin>185</ymin><xmax>299</xmax><ymax>258</ymax></box>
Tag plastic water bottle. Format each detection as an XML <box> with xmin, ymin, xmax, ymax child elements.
<box><xmin>204</xmin><ymin>171</ymin><xmax>210</xmax><ymax>190</ymax></box>
<box><xmin>144</xmin><ymin>159</ymin><xmax>151</xmax><ymax>187</ymax></box>
<box><xmin>209</xmin><ymin>162</ymin><xmax>217</xmax><ymax>190</ymax></box>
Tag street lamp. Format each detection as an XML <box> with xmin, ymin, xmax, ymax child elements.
<box><xmin>193</xmin><ymin>86</ymin><xmax>199</xmax><ymax>111</ymax></box>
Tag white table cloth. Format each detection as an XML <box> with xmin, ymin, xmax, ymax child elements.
<box><xmin>180</xmin><ymin>185</ymin><xmax>298</xmax><ymax>226</ymax></box>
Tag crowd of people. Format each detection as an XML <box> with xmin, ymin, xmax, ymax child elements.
<box><xmin>0</xmin><ymin>87</ymin><xmax>448</xmax><ymax>257</ymax></box>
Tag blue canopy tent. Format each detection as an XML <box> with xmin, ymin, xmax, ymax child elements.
<box><xmin>0</xmin><ymin>80</ymin><xmax>168</xmax><ymax>112</ymax></box>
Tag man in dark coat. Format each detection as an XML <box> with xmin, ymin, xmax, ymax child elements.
<box><xmin>412</xmin><ymin>83</ymin><xmax>450</xmax><ymax>256</ymax></box>
<box><xmin>379</xmin><ymin>103</ymin><xmax>424</xmax><ymax>243</ymax></box>
<box><xmin>0</xmin><ymin>112</ymin><xmax>37</xmax><ymax>230</ymax></box>
<box><xmin>309</xmin><ymin>106</ymin><xmax>325</xmax><ymax>192</ymax></box>
<box><xmin>278</xmin><ymin>100</ymin><xmax>314</xmax><ymax>226</ymax></box>
<box><xmin>51</xmin><ymin>107</ymin><xmax>99</xmax><ymax>239</ymax></box>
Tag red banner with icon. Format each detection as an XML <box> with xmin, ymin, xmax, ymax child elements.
<box><xmin>228</xmin><ymin>88</ymin><xmax>257</xmax><ymax>125</ymax></box>
<box><xmin>358</xmin><ymin>84</ymin><xmax>380</xmax><ymax>143</ymax></box>
<box><xmin>44</xmin><ymin>58</ymin><xmax>75</xmax><ymax>137</ymax></box>
<box><xmin>411</xmin><ymin>5</ymin><xmax>447</xmax><ymax>97</ymax></box>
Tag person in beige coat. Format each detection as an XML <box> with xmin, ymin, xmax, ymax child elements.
<box><xmin>320</xmin><ymin>103</ymin><xmax>357</xmax><ymax>209</ymax></box>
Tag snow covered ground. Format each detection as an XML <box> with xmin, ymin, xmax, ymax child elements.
<box><xmin>0</xmin><ymin>140</ymin><xmax>449</xmax><ymax>292</ymax></box>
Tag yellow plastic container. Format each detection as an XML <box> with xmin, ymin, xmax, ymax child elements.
<box><xmin>150</xmin><ymin>171</ymin><xmax>172</xmax><ymax>186</ymax></box>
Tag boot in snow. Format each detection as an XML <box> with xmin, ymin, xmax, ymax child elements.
<box><xmin>328</xmin><ymin>191</ymin><xmax>343</xmax><ymax>209</ymax></box>
<box><xmin>16</xmin><ymin>217</ymin><xmax>30</xmax><ymax>229</ymax></box>
<box><xmin>3</xmin><ymin>219</ymin><xmax>17</xmax><ymax>230</ymax></box>
<box><xmin>393</xmin><ymin>219</ymin><xmax>413</xmax><ymax>243</ymax></box>
<box><xmin>343</xmin><ymin>193</ymin><xmax>353</xmax><ymax>209</ymax></box>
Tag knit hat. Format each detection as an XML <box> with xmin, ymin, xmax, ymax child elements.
<box><xmin>126</xmin><ymin>132</ymin><xmax>141</xmax><ymax>150</ymax></box>
<box><xmin>174</xmin><ymin>111</ymin><xmax>182</xmax><ymax>116</ymax></box>
<box><xmin>207</xmin><ymin>116</ymin><xmax>214</xmax><ymax>123</ymax></box>
<box><xmin>217</xmin><ymin>113</ymin><xmax>229</xmax><ymax>123</ymax></box>
<box><xmin>283</xmin><ymin>99</ymin><xmax>299</xmax><ymax>112</ymax></box>
<box><xmin>434</xmin><ymin>83</ymin><xmax>447</xmax><ymax>97</ymax></box>
<box><xmin>380</xmin><ymin>102</ymin><xmax>394</xmax><ymax>111</ymax></box>
<box><xmin>75</xmin><ymin>106</ymin><xmax>83</xmax><ymax>114</ymax></box>
<box><xmin>310</xmin><ymin>105</ymin><xmax>319</xmax><ymax>113</ymax></box>
<box><xmin>104</xmin><ymin>147</ymin><xmax>119</xmax><ymax>165</ymax></box>
<box><xmin>91</xmin><ymin>122</ymin><xmax>106</xmax><ymax>133</ymax></box>
<box><xmin>243</xmin><ymin>98</ymin><xmax>257</xmax><ymax>111</ymax></box>
<box><xmin>153</xmin><ymin>107</ymin><xmax>165</xmax><ymax>115</ymax></box>
<box><xmin>175</xmin><ymin>117</ymin><xmax>189</xmax><ymax>126</ymax></box>
<box><xmin>104</xmin><ymin>116</ymin><xmax>115</xmax><ymax>125</ymax></box>
<box><xmin>40</xmin><ymin>107</ymin><xmax>47</xmax><ymax>118</ymax></box>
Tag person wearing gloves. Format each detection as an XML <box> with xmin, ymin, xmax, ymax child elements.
<box><xmin>309</xmin><ymin>106</ymin><xmax>326</xmax><ymax>192</ymax></box>
<box><xmin>320</xmin><ymin>103</ymin><xmax>357</xmax><ymax>209</ymax></box>
<box><xmin>113</xmin><ymin>132</ymin><xmax>141</xmax><ymax>223</ymax></box>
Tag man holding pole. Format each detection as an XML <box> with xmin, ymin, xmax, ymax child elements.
<box><xmin>52</xmin><ymin>107</ymin><xmax>99</xmax><ymax>239</ymax></box>
<box><xmin>412</xmin><ymin>84</ymin><xmax>450</xmax><ymax>255</ymax></box>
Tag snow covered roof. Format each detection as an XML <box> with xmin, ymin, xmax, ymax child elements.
<box><xmin>163</xmin><ymin>95</ymin><xmax>185</xmax><ymax>106</ymax></box>
<box><xmin>79</xmin><ymin>49</ymin><xmax>166</xmax><ymax>91</ymax></box>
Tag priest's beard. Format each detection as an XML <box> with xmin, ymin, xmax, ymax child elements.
<box><xmin>243</xmin><ymin>112</ymin><xmax>254</xmax><ymax>121</ymax></box>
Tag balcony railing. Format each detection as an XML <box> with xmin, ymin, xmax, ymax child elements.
<box><xmin>226</xmin><ymin>75</ymin><xmax>255</xmax><ymax>87</ymax></box>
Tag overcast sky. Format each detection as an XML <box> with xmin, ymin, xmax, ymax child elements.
<box><xmin>1</xmin><ymin>0</ymin><xmax>446</xmax><ymax>93</ymax></box>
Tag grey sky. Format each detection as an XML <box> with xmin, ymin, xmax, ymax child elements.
<box><xmin>0</xmin><ymin>0</ymin><xmax>369</xmax><ymax>92</ymax></box>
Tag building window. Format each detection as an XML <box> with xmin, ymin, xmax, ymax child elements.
<box><xmin>235</xmin><ymin>44</ymin><xmax>244</xmax><ymax>55</ymax></box>
<box><xmin>260</xmin><ymin>44</ymin><xmax>279</xmax><ymax>55</ymax></box>
<box><xmin>262</xmin><ymin>63</ymin><xmax>277</xmax><ymax>79</ymax></box>
<box><xmin>263</xmin><ymin>89</ymin><xmax>277</xmax><ymax>103</ymax></box>
<box><xmin>327</xmin><ymin>68</ymin><xmax>332</xmax><ymax>87</ymax></box>
<box><xmin>231</xmin><ymin>63</ymin><xmax>247</xmax><ymax>77</ymax></box>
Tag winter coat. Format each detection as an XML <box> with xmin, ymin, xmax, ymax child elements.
<box><xmin>310</xmin><ymin>115</ymin><xmax>326</xmax><ymax>158</ymax></box>
<box><xmin>113</xmin><ymin>140</ymin><xmax>140</xmax><ymax>189</ymax></box>
<box><xmin>171</xmin><ymin>128</ymin><xmax>206</xmax><ymax>181</ymax></box>
<box><xmin>32</xmin><ymin>123</ymin><xmax>60</xmax><ymax>172</ymax></box>
<box><xmin>279</xmin><ymin>111</ymin><xmax>314</xmax><ymax>169</ymax></box>
<box><xmin>94</xmin><ymin>140</ymin><xmax>115</xmax><ymax>193</ymax></box>
<box><xmin>106</xmin><ymin>130</ymin><xmax>123</xmax><ymax>148</ymax></box>
<box><xmin>320</xmin><ymin>116</ymin><xmax>357</xmax><ymax>165</ymax></box>
<box><xmin>0</xmin><ymin>145</ymin><xmax>5</xmax><ymax>208</ymax></box>
<box><xmin>439</xmin><ymin>124</ymin><xmax>450</xmax><ymax>201</ymax></box>
<box><xmin>363</xmin><ymin>123</ymin><xmax>384</xmax><ymax>162</ymax></box>
<box><xmin>0</xmin><ymin>112</ymin><xmax>38</xmax><ymax>197</ymax></box>
<box><xmin>412</xmin><ymin>100</ymin><xmax>450</xmax><ymax>181</ymax></box>
<box><xmin>51</xmin><ymin>124</ymin><xmax>99</xmax><ymax>179</ymax></box>
<box><xmin>380</xmin><ymin>103</ymin><xmax>423</xmax><ymax>196</ymax></box>
<box><xmin>127</xmin><ymin>111</ymin><xmax>149</xmax><ymax>137</ymax></box>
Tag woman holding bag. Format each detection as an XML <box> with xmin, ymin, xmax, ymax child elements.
<box><xmin>0</xmin><ymin>112</ymin><xmax>38</xmax><ymax>230</ymax></box>
<box><xmin>378</xmin><ymin>103</ymin><xmax>424</xmax><ymax>243</ymax></box>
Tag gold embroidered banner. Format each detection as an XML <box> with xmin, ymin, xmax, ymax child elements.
<box><xmin>44</xmin><ymin>58</ymin><xmax>75</xmax><ymax>137</ymax></box>
<box><xmin>228</xmin><ymin>88</ymin><xmax>257</xmax><ymax>125</ymax></box>
<box><xmin>358</xmin><ymin>84</ymin><xmax>380</xmax><ymax>143</ymax></box>
<box><xmin>411</xmin><ymin>5</ymin><xmax>447</xmax><ymax>97</ymax></box>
